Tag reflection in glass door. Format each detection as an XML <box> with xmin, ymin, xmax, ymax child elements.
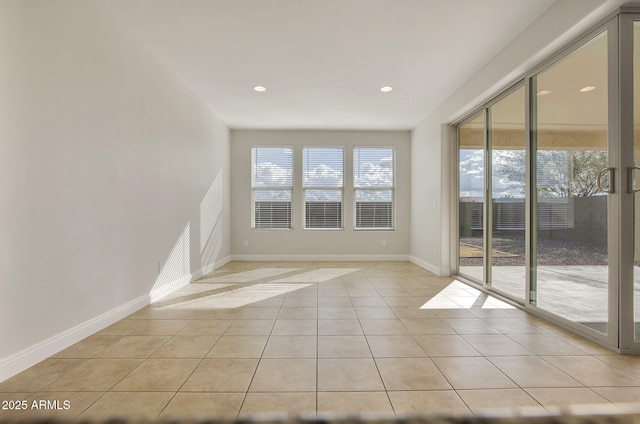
<box><xmin>458</xmin><ymin>114</ymin><xmax>485</xmax><ymax>282</ymax></box>
<box><xmin>533</xmin><ymin>30</ymin><xmax>610</xmax><ymax>334</ymax></box>
<box><xmin>489</xmin><ymin>87</ymin><xmax>526</xmax><ymax>300</ymax></box>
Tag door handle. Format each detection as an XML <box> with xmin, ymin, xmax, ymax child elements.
<box><xmin>629</xmin><ymin>166</ymin><xmax>640</xmax><ymax>193</ymax></box>
<box><xmin>596</xmin><ymin>167</ymin><xmax>615</xmax><ymax>194</ymax></box>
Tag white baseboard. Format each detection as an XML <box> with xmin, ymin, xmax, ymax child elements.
<box><xmin>0</xmin><ymin>257</ymin><xmax>236</xmax><ymax>383</ymax></box>
<box><xmin>409</xmin><ymin>255</ymin><xmax>449</xmax><ymax>276</ymax></box>
<box><xmin>0</xmin><ymin>293</ymin><xmax>148</xmax><ymax>383</ymax></box>
<box><xmin>231</xmin><ymin>254</ymin><xmax>410</xmax><ymax>262</ymax></box>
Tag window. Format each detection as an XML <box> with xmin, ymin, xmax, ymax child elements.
<box><xmin>303</xmin><ymin>147</ymin><xmax>344</xmax><ymax>229</ymax></box>
<box><xmin>354</xmin><ymin>147</ymin><xmax>395</xmax><ymax>229</ymax></box>
<box><xmin>251</xmin><ymin>147</ymin><xmax>293</xmax><ymax>229</ymax></box>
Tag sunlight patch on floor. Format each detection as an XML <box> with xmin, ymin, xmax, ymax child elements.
<box><xmin>420</xmin><ymin>280</ymin><xmax>515</xmax><ymax>310</ymax></box>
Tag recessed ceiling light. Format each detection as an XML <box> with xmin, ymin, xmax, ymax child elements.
<box><xmin>537</xmin><ymin>90</ymin><xmax>551</xmax><ymax>96</ymax></box>
<box><xmin>380</xmin><ymin>86</ymin><xmax>393</xmax><ymax>93</ymax></box>
<box><xmin>254</xmin><ymin>85</ymin><xmax>266</xmax><ymax>92</ymax></box>
<box><xmin>580</xmin><ymin>86</ymin><xmax>595</xmax><ymax>92</ymax></box>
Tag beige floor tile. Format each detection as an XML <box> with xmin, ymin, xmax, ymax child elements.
<box><xmin>128</xmin><ymin>320</ymin><xmax>190</xmax><ymax>336</ymax></box>
<box><xmin>111</xmin><ymin>359</ymin><xmax>199</xmax><ymax>391</ymax></box>
<box><xmin>430</xmin><ymin>309</ymin><xmax>477</xmax><ymax>319</ymax></box>
<box><xmin>177</xmin><ymin>319</ymin><xmax>233</xmax><ymax>336</ymax></box>
<box><xmin>277</xmin><ymin>307</ymin><xmax>317</xmax><ymax>320</ymax></box>
<box><xmin>383</xmin><ymin>297</ymin><xmax>425</xmax><ymax>307</ymax></box>
<box><xmin>457</xmin><ymin>388</ymin><xmax>541</xmax><ymax>413</ymax></box>
<box><xmin>371</xmin><ymin>287</ymin><xmax>407</xmax><ymax>295</ymax></box>
<box><xmin>207</xmin><ymin>336</ymin><xmax>268</xmax><ymax>358</ymax></box>
<box><xmin>95</xmin><ymin>336</ymin><xmax>170</xmax><ymax>358</ymax></box>
<box><xmin>43</xmin><ymin>359</ymin><xmax>142</xmax><ymax>391</ymax></box>
<box><xmin>0</xmin><ymin>359</ymin><xmax>86</xmax><ymax>392</ymax></box>
<box><xmin>125</xmin><ymin>307</ymin><xmax>167</xmax><ymax>320</ymax></box>
<box><xmin>283</xmin><ymin>287</ymin><xmax>318</xmax><ymax>298</ymax></box>
<box><xmin>543</xmin><ymin>356</ymin><xmax>640</xmax><ymax>386</ymax></box>
<box><xmin>593</xmin><ymin>354</ymin><xmax>640</xmax><ymax>380</ymax></box>
<box><xmin>150</xmin><ymin>335</ymin><xmax>218</xmax><ymax>358</ymax></box>
<box><xmin>592</xmin><ymin>387</ymin><xmax>640</xmax><ymax>404</ymax></box>
<box><xmin>160</xmin><ymin>393</ymin><xmax>244</xmax><ymax>419</ymax></box>
<box><xmin>431</xmin><ymin>357</ymin><xmax>517</xmax><ymax>389</ymax></box>
<box><xmin>318</xmin><ymin>336</ymin><xmax>371</xmax><ymax>358</ymax></box>
<box><xmin>390</xmin><ymin>307</ymin><xmax>437</xmax><ymax>319</ymax></box>
<box><xmin>282</xmin><ymin>297</ymin><xmax>318</xmax><ymax>307</ymax></box>
<box><xmin>249</xmin><ymin>359</ymin><xmax>316</xmax><ymax>392</ymax></box>
<box><xmin>400</xmin><ymin>318</ymin><xmax>455</xmax><ymax>335</ymax></box>
<box><xmin>375</xmin><ymin>358</ymin><xmax>451</xmax><ymax>391</ymax></box>
<box><xmin>388</xmin><ymin>390</ymin><xmax>470</xmax><ymax>415</ymax></box>
<box><xmin>245</xmin><ymin>297</ymin><xmax>285</xmax><ymax>308</ymax></box>
<box><xmin>160</xmin><ymin>309</ymin><xmax>241</xmax><ymax>320</ymax></box>
<box><xmin>237</xmin><ymin>307</ymin><xmax>281</xmax><ymax>320</ymax></box>
<box><xmin>354</xmin><ymin>306</ymin><xmax>397</xmax><ymax>319</ymax></box>
<box><xmin>462</xmin><ymin>335</ymin><xmax>534</xmax><ymax>356</ymax></box>
<box><xmin>555</xmin><ymin>334</ymin><xmax>617</xmax><ymax>355</ymax></box>
<box><xmin>488</xmin><ymin>356</ymin><xmax>581</xmax><ymax>388</ymax></box>
<box><xmin>444</xmin><ymin>319</ymin><xmax>502</xmax><ymax>335</ymax></box>
<box><xmin>483</xmin><ymin>318</ymin><xmax>549</xmax><ymax>334</ymax></box>
<box><xmin>350</xmin><ymin>297</ymin><xmax>387</xmax><ymax>307</ymax></box>
<box><xmin>366</xmin><ymin>335</ymin><xmax>426</xmax><ymax>357</ymax></box>
<box><xmin>52</xmin><ymin>335</ymin><xmax>124</xmax><ymax>359</ymax></box>
<box><xmin>506</xmin><ymin>333</ymin><xmax>589</xmax><ymax>356</ymax></box>
<box><xmin>317</xmin><ymin>297</ymin><xmax>352</xmax><ymax>307</ymax></box>
<box><xmin>181</xmin><ymin>358</ymin><xmax>258</xmax><ymax>392</ymax></box>
<box><xmin>414</xmin><ymin>334</ymin><xmax>480</xmax><ymax>357</ymax></box>
<box><xmin>81</xmin><ymin>391</ymin><xmax>172</xmax><ymax>420</ymax></box>
<box><xmin>225</xmin><ymin>319</ymin><xmax>275</xmax><ymax>335</ymax></box>
<box><xmin>0</xmin><ymin>393</ymin><xmax>32</xmax><ymax>417</ymax></box>
<box><xmin>240</xmin><ymin>392</ymin><xmax>316</xmax><ymax>416</ymax></box>
<box><xmin>317</xmin><ymin>392</ymin><xmax>392</xmax><ymax>414</ymax></box>
<box><xmin>96</xmin><ymin>320</ymin><xmax>145</xmax><ymax>336</ymax></box>
<box><xmin>271</xmin><ymin>320</ymin><xmax>317</xmax><ymax>335</ymax></box>
<box><xmin>263</xmin><ymin>336</ymin><xmax>317</xmax><ymax>358</ymax></box>
<box><xmin>525</xmin><ymin>388</ymin><xmax>610</xmax><ymax>409</ymax></box>
<box><xmin>0</xmin><ymin>391</ymin><xmax>101</xmax><ymax>420</ymax></box>
<box><xmin>347</xmin><ymin>290</ymin><xmax>379</xmax><ymax>298</ymax></box>
<box><xmin>318</xmin><ymin>320</ymin><xmax>363</xmax><ymax>335</ymax></box>
<box><xmin>360</xmin><ymin>319</ymin><xmax>408</xmax><ymax>335</ymax></box>
<box><xmin>317</xmin><ymin>358</ymin><xmax>384</xmax><ymax>391</ymax></box>
<box><xmin>318</xmin><ymin>307</ymin><xmax>357</xmax><ymax>320</ymax></box>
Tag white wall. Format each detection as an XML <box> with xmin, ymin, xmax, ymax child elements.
<box><xmin>0</xmin><ymin>0</ymin><xmax>230</xmax><ymax>381</ymax></box>
<box><xmin>410</xmin><ymin>0</ymin><xmax>627</xmax><ymax>275</ymax></box>
<box><xmin>230</xmin><ymin>130</ymin><xmax>410</xmax><ymax>259</ymax></box>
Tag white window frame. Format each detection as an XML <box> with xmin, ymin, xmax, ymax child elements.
<box><xmin>302</xmin><ymin>146</ymin><xmax>345</xmax><ymax>230</ymax></box>
<box><xmin>353</xmin><ymin>146</ymin><xmax>396</xmax><ymax>230</ymax></box>
<box><xmin>250</xmin><ymin>145</ymin><xmax>294</xmax><ymax>230</ymax></box>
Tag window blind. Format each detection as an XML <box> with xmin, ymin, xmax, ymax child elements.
<box><xmin>251</xmin><ymin>147</ymin><xmax>293</xmax><ymax>229</ymax></box>
<box><xmin>303</xmin><ymin>147</ymin><xmax>344</xmax><ymax>229</ymax></box>
<box><xmin>354</xmin><ymin>147</ymin><xmax>395</xmax><ymax>229</ymax></box>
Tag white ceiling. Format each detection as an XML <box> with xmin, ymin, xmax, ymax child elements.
<box><xmin>104</xmin><ymin>0</ymin><xmax>556</xmax><ymax>130</ymax></box>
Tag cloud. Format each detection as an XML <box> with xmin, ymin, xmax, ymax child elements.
<box><xmin>254</xmin><ymin>162</ymin><xmax>292</xmax><ymax>186</ymax></box>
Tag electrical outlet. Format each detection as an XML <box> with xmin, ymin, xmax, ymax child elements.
<box><xmin>380</xmin><ymin>240</ymin><xmax>386</xmax><ymax>247</ymax></box>
<box><xmin>158</xmin><ymin>261</ymin><xmax>163</xmax><ymax>273</ymax></box>
<box><xmin>243</xmin><ymin>239</ymin><xmax>249</xmax><ymax>247</ymax></box>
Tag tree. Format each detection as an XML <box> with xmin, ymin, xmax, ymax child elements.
<box><xmin>493</xmin><ymin>150</ymin><xmax>608</xmax><ymax>198</ymax></box>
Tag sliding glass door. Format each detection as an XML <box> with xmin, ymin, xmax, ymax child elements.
<box><xmin>488</xmin><ymin>86</ymin><xmax>526</xmax><ymax>300</ymax></box>
<box><xmin>458</xmin><ymin>114</ymin><xmax>485</xmax><ymax>283</ymax></box>
<box><xmin>532</xmin><ymin>29</ymin><xmax>611</xmax><ymax>335</ymax></box>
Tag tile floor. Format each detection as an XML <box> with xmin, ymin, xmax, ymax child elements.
<box><xmin>1</xmin><ymin>261</ymin><xmax>640</xmax><ymax>420</ymax></box>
